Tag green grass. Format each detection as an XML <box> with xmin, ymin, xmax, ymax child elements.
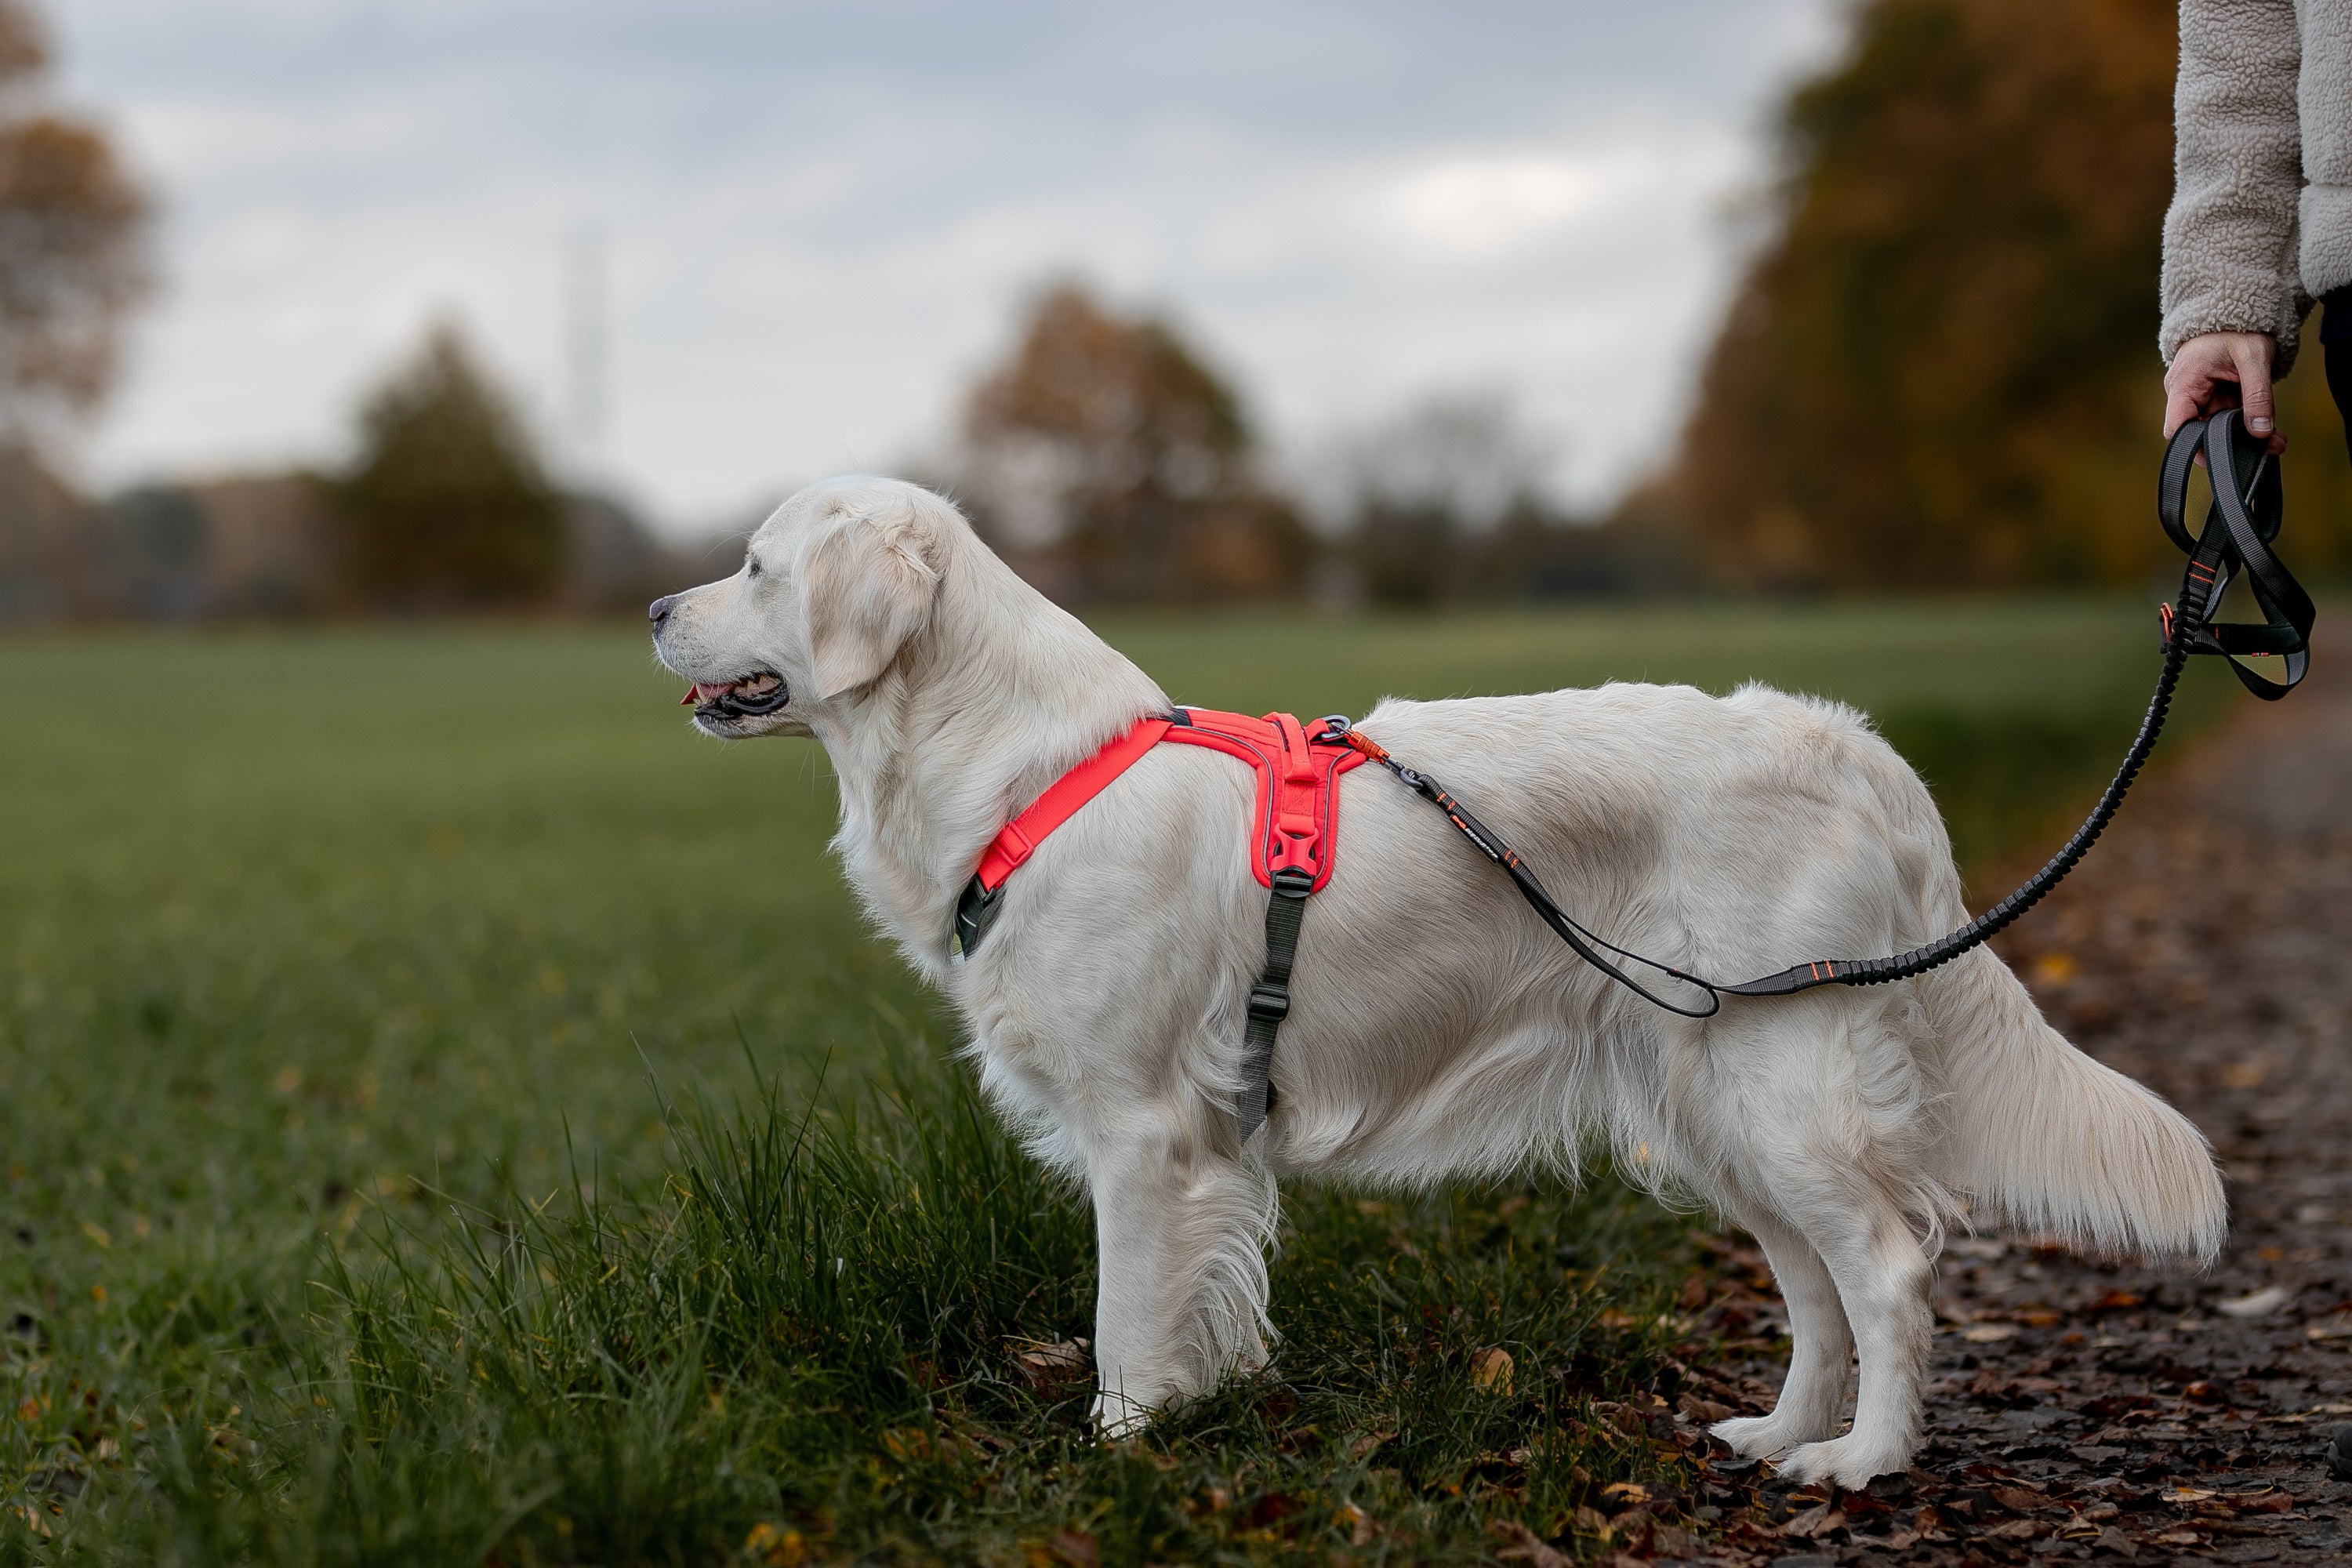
<box><xmin>0</xmin><ymin>600</ymin><xmax>2238</xmax><ymax>1563</ymax></box>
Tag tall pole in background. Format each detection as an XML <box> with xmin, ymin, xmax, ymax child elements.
<box><xmin>564</xmin><ymin>225</ymin><xmax>608</xmax><ymax>480</ymax></box>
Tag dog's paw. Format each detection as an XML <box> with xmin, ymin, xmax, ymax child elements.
<box><xmin>1708</xmin><ymin>1414</ymin><xmax>1798</xmax><ymax>1461</ymax></box>
<box><xmin>1773</xmin><ymin>1433</ymin><xmax>1908</xmax><ymax>1490</ymax></box>
<box><xmin>1089</xmin><ymin>1392</ymin><xmax>1152</xmax><ymax>1440</ymax></box>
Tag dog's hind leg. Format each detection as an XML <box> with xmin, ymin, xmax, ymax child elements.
<box><xmin>1085</xmin><ymin>1116</ymin><xmax>1276</xmax><ymax>1436</ymax></box>
<box><xmin>1765</xmin><ymin>1178</ymin><xmax>1935</xmax><ymax>1488</ymax></box>
<box><xmin>1708</xmin><ymin>1202</ymin><xmax>1855</xmax><ymax>1461</ymax></box>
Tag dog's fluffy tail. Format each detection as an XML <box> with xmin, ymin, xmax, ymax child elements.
<box><xmin>1922</xmin><ymin>948</ymin><xmax>2225</xmax><ymax>1264</ymax></box>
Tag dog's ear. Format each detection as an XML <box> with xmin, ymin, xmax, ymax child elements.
<box><xmin>799</xmin><ymin>488</ymin><xmax>943</xmax><ymax>700</ymax></box>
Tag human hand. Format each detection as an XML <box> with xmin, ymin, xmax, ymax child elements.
<box><xmin>2164</xmin><ymin>331</ymin><xmax>2287</xmax><ymax>452</ymax></box>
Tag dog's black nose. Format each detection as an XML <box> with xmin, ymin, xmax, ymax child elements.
<box><xmin>648</xmin><ymin>594</ymin><xmax>674</xmax><ymax>626</ymax></box>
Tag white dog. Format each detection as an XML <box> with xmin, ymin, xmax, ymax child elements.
<box><xmin>650</xmin><ymin>475</ymin><xmax>2224</xmax><ymax>1487</ymax></box>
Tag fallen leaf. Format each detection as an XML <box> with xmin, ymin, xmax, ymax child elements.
<box><xmin>1486</xmin><ymin>1518</ymin><xmax>1570</xmax><ymax>1568</ymax></box>
<box><xmin>1962</xmin><ymin>1323</ymin><xmax>2016</xmax><ymax>1342</ymax></box>
<box><xmin>1778</xmin><ymin>1502</ymin><xmax>1842</xmax><ymax>1538</ymax></box>
<box><xmin>880</xmin><ymin>1427</ymin><xmax>931</xmax><ymax>1461</ymax></box>
<box><xmin>1470</xmin><ymin>1345</ymin><xmax>1515</xmax><ymax>1394</ymax></box>
<box><xmin>2216</xmin><ymin>1283</ymin><xmax>2292</xmax><ymax>1318</ymax></box>
<box><xmin>742</xmin><ymin>1523</ymin><xmax>810</xmax><ymax>1568</ymax></box>
<box><xmin>1050</xmin><ymin>1528</ymin><xmax>1098</xmax><ymax>1568</ymax></box>
<box><xmin>1009</xmin><ymin>1341</ymin><xmax>1090</xmax><ymax>1389</ymax></box>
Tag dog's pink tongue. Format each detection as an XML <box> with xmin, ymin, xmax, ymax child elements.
<box><xmin>681</xmin><ymin>684</ymin><xmax>703</xmax><ymax>706</ymax></box>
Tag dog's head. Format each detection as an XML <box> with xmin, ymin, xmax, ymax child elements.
<box><xmin>650</xmin><ymin>476</ymin><xmax>947</xmax><ymax>739</ymax></box>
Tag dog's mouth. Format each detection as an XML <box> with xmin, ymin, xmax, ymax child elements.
<box><xmin>681</xmin><ymin>671</ymin><xmax>790</xmax><ymax>721</ymax></box>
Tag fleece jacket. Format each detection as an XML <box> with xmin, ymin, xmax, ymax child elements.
<box><xmin>2161</xmin><ymin>0</ymin><xmax>2352</xmax><ymax>373</ymax></box>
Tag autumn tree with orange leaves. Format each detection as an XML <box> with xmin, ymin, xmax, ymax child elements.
<box><xmin>0</xmin><ymin>0</ymin><xmax>148</xmax><ymax>445</ymax></box>
<box><xmin>957</xmin><ymin>283</ymin><xmax>1312</xmax><ymax>604</ymax></box>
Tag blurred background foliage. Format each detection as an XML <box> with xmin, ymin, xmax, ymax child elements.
<box><xmin>332</xmin><ymin>322</ymin><xmax>567</xmax><ymax>611</ymax></box>
<box><xmin>5</xmin><ymin>0</ymin><xmax>2347</xmax><ymax>622</ymax></box>
<box><xmin>954</xmin><ymin>281</ymin><xmax>1315</xmax><ymax>605</ymax></box>
<box><xmin>1648</xmin><ymin>0</ymin><xmax>2352</xmax><ymax>591</ymax></box>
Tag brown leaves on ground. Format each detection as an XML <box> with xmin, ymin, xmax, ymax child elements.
<box><xmin>1486</xmin><ymin>1517</ymin><xmax>1570</xmax><ymax>1568</ymax></box>
<box><xmin>1007</xmin><ymin>1338</ymin><xmax>1090</xmax><ymax>1392</ymax></box>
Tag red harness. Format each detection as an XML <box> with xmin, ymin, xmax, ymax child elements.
<box><xmin>954</xmin><ymin>706</ymin><xmax>1367</xmax><ymax>1139</ymax></box>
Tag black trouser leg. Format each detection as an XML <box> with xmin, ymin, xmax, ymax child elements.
<box><xmin>2323</xmin><ymin>288</ymin><xmax>2352</xmax><ymax>465</ymax></box>
<box><xmin>2328</xmin><ymin>338</ymin><xmax>2352</xmax><ymax>466</ymax></box>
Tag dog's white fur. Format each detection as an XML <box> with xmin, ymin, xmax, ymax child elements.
<box><xmin>652</xmin><ymin>476</ymin><xmax>2225</xmax><ymax>1486</ymax></box>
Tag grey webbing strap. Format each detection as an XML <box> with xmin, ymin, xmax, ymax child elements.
<box><xmin>1236</xmin><ymin>867</ymin><xmax>1313</xmax><ymax>1142</ymax></box>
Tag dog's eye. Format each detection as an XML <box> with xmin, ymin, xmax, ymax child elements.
<box><xmin>745</xmin><ymin>557</ymin><xmax>762</xmax><ymax>579</ymax></box>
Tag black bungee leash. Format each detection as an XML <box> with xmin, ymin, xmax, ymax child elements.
<box><xmin>1330</xmin><ymin>408</ymin><xmax>2314</xmax><ymax>1018</ymax></box>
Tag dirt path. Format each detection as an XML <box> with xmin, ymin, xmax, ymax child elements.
<box><xmin>1678</xmin><ymin>634</ymin><xmax>2352</xmax><ymax>1566</ymax></box>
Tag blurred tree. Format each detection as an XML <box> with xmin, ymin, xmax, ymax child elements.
<box><xmin>0</xmin><ymin>0</ymin><xmax>149</xmax><ymax>442</ymax></box>
<box><xmin>959</xmin><ymin>282</ymin><xmax>1312</xmax><ymax>603</ymax></box>
<box><xmin>1654</xmin><ymin>0</ymin><xmax>2352</xmax><ymax>590</ymax></box>
<box><xmin>336</xmin><ymin>321</ymin><xmax>564</xmax><ymax>608</ymax></box>
<box><xmin>1337</xmin><ymin>393</ymin><xmax>1556</xmax><ymax>605</ymax></box>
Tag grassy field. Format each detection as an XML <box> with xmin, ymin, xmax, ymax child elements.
<box><xmin>0</xmin><ymin>598</ymin><xmax>2237</xmax><ymax>1563</ymax></box>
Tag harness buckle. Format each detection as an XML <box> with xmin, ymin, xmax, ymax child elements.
<box><xmin>1246</xmin><ymin>983</ymin><xmax>1291</xmax><ymax>1023</ymax></box>
<box><xmin>953</xmin><ymin>876</ymin><xmax>1003</xmax><ymax>959</ymax></box>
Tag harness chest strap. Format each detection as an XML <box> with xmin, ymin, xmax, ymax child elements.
<box><xmin>953</xmin><ymin>707</ymin><xmax>1364</xmax><ymax>1140</ymax></box>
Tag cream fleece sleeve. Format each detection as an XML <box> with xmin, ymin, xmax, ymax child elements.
<box><xmin>2160</xmin><ymin>0</ymin><xmax>2308</xmax><ymax>371</ymax></box>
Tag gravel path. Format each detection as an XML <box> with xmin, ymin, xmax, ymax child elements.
<box><xmin>1671</xmin><ymin>633</ymin><xmax>2352</xmax><ymax>1566</ymax></box>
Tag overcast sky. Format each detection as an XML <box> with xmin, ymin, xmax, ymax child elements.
<box><xmin>52</xmin><ymin>0</ymin><xmax>1845</xmax><ymax>533</ymax></box>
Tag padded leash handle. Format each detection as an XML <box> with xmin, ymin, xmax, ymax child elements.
<box><xmin>1347</xmin><ymin>409</ymin><xmax>2312</xmax><ymax>1012</ymax></box>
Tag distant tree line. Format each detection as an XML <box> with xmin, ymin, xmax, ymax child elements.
<box><xmin>948</xmin><ymin>282</ymin><xmax>1670</xmax><ymax>608</ymax></box>
<box><xmin>2</xmin><ymin>319</ymin><xmax>691</xmax><ymax>623</ymax></box>
<box><xmin>16</xmin><ymin>0</ymin><xmax>2313</xmax><ymax>621</ymax></box>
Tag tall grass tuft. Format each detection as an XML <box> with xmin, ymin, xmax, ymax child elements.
<box><xmin>107</xmin><ymin>1044</ymin><xmax>1704</xmax><ymax>1564</ymax></box>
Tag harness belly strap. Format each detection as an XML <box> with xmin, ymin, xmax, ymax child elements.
<box><xmin>953</xmin><ymin>706</ymin><xmax>1364</xmax><ymax>1142</ymax></box>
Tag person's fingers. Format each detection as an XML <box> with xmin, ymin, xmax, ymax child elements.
<box><xmin>2162</xmin><ymin>382</ymin><xmax>2205</xmax><ymax>438</ymax></box>
<box><xmin>2164</xmin><ymin>336</ymin><xmax>2233</xmax><ymax>435</ymax></box>
<box><xmin>2232</xmin><ymin>343</ymin><xmax>2278</xmax><ymax>438</ymax></box>
<box><xmin>2164</xmin><ymin>387</ymin><xmax>2201</xmax><ymax>441</ymax></box>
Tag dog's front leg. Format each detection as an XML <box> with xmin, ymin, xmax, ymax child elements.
<box><xmin>1086</xmin><ymin>1116</ymin><xmax>1276</xmax><ymax>1436</ymax></box>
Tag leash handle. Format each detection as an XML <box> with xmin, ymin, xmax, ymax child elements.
<box><xmin>1351</xmin><ymin>408</ymin><xmax>2311</xmax><ymax>1012</ymax></box>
